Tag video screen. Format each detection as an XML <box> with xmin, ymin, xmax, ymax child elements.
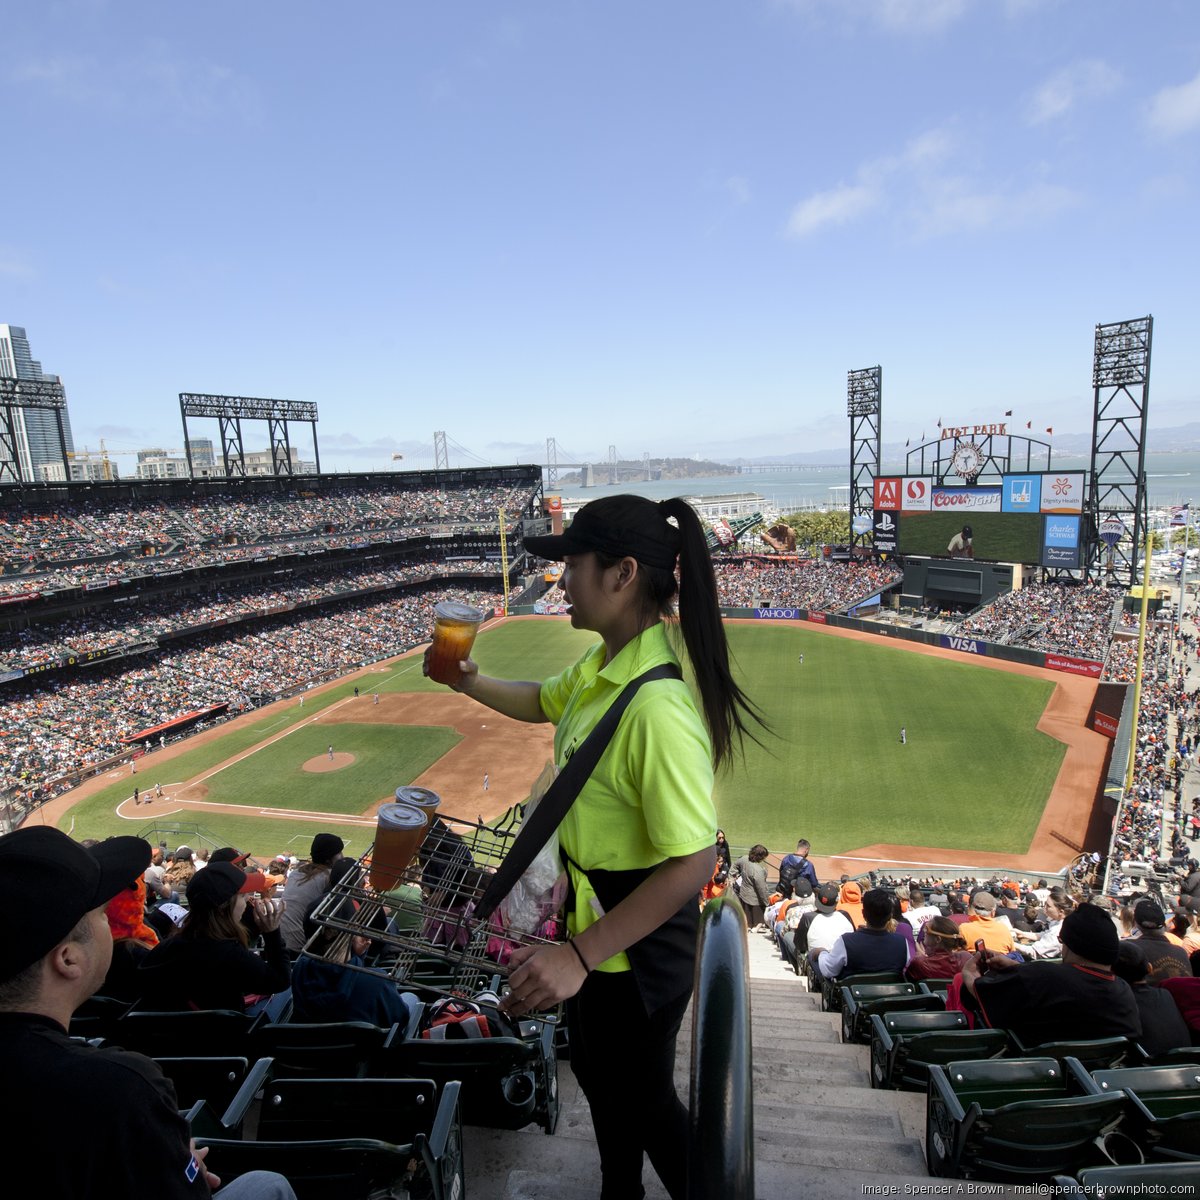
<box><xmin>898</xmin><ymin>510</ymin><xmax>1043</xmax><ymax>564</ymax></box>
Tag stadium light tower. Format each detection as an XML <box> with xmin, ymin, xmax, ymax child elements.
<box><xmin>847</xmin><ymin>367</ymin><xmax>882</xmax><ymax>554</ymax></box>
<box><xmin>1087</xmin><ymin>316</ymin><xmax>1152</xmax><ymax>588</ymax></box>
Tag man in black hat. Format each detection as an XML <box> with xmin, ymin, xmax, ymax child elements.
<box><xmin>0</xmin><ymin>826</ymin><xmax>294</xmax><ymax>1199</ymax></box>
<box><xmin>961</xmin><ymin>902</ymin><xmax>1140</xmax><ymax>1045</ymax></box>
<box><xmin>1131</xmin><ymin>899</ymin><xmax>1192</xmax><ymax>984</ymax></box>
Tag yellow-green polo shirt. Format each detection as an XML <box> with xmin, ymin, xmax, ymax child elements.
<box><xmin>538</xmin><ymin>621</ymin><xmax>716</xmax><ymax>972</ymax></box>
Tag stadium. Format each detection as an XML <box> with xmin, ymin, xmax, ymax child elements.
<box><xmin>3</xmin><ymin>325</ymin><xmax>1196</xmax><ymax>1194</ymax></box>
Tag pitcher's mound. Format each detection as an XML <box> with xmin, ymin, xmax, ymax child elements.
<box><xmin>304</xmin><ymin>753</ymin><xmax>355</xmax><ymax>773</ymax></box>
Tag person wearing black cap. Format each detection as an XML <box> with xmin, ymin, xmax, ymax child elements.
<box><xmin>947</xmin><ymin>524</ymin><xmax>974</xmax><ymax>559</ymax></box>
<box><xmin>961</xmin><ymin>902</ymin><xmax>1141</xmax><ymax>1044</ymax></box>
<box><xmin>1131</xmin><ymin>898</ymin><xmax>1192</xmax><ymax>985</ymax></box>
<box><xmin>1114</xmin><ymin>941</ymin><xmax>1190</xmax><ymax>1057</ymax></box>
<box><xmin>425</xmin><ymin>492</ymin><xmax>763</xmax><ymax>1200</ymax></box>
<box><xmin>139</xmin><ymin>863</ymin><xmax>291</xmax><ymax>1016</ymax></box>
<box><xmin>280</xmin><ymin>833</ymin><xmax>345</xmax><ymax>953</ymax></box>
<box><xmin>0</xmin><ymin>827</ymin><xmax>295</xmax><ymax>1199</ymax></box>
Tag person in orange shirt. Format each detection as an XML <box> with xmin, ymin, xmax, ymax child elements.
<box><xmin>961</xmin><ymin>890</ymin><xmax>1015</xmax><ymax>954</ymax></box>
<box><xmin>838</xmin><ymin>879</ymin><xmax>864</xmax><ymax>930</ymax></box>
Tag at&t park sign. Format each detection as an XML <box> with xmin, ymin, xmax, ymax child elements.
<box><xmin>940</xmin><ymin>422</ymin><xmax>1009</xmax><ymax>439</ymax></box>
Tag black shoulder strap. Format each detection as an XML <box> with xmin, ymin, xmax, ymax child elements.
<box><xmin>473</xmin><ymin>662</ymin><xmax>683</xmax><ymax>922</ymax></box>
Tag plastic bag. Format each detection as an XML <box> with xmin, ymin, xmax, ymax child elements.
<box><xmin>498</xmin><ymin>761</ymin><xmax>568</xmax><ymax>936</ymax></box>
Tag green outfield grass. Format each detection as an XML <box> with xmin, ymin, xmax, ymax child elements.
<box><xmin>60</xmin><ymin>618</ymin><xmax>1067</xmax><ymax>859</ymax></box>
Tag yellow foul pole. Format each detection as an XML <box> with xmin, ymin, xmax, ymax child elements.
<box><xmin>498</xmin><ymin>507</ymin><xmax>510</xmax><ymax>616</ymax></box>
<box><xmin>1124</xmin><ymin>531</ymin><xmax>1154</xmax><ymax>793</ymax></box>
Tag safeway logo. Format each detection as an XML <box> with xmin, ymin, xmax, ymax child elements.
<box><xmin>902</xmin><ymin>478</ymin><xmax>931</xmax><ymax>511</ymax></box>
<box><xmin>874</xmin><ymin>478</ymin><xmax>900</xmax><ymax>510</ymax></box>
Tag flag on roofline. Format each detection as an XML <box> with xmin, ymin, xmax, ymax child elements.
<box><xmin>1004</xmin><ymin>409</ymin><xmax>1013</xmax><ymax>416</ymax></box>
<box><xmin>1046</xmin><ymin>427</ymin><xmax>1053</xmax><ymax>435</ymax></box>
<box><xmin>1171</xmin><ymin>505</ymin><xmax>1191</xmax><ymax>527</ymax></box>
<box><xmin>1026</xmin><ymin>421</ymin><xmax>1032</xmax><ymax>429</ymax></box>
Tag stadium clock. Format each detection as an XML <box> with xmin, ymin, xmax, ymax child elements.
<box><xmin>950</xmin><ymin>441</ymin><xmax>983</xmax><ymax>479</ymax></box>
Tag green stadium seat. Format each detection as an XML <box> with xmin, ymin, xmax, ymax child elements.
<box><xmin>1052</xmin><ymin>1162</ymin><xmax>1200</xmax><ymax>1193</ymax></box>
<box><xmin>819</xmin><ymin>969</ymin><xmax>904</xmax><ymax>1013</ymax></box>
<box><xmin>1088</xmin><ymin>1064</ymin><xmax>1200</xmax><ymax>1162</ymax></box>
<box><xmin>1134</xmin><ymin>1045</ymin><xmax>1200</xmax><ymax>1069</ymax></box>
<box><xmin>196</xmin><ymin>1076</ymin><xmax>463</xmax><ymax>1200</ymax></box>
<box><xmin>1007</xmin><ymin>1034</ymin><xmax>1134</xmax><ymax>1072</ymax></box>
<box><xmin>371</xmin><ymin>1015</ymin><xmax>559</xmax><ymax>1133</ymax></box>
<box><xmin>110</xmin><ymin>1009</ymin><xmax>263</xmax><ymax>1058</ymax></box>
<box><xmin>248</xmin><ymin>1020</ymin><xmax>396</xmax><ymax>1079</ymax></box>
<box><xmin>869</xmin><ymin>1011</ymin><xmax>1007</xmax><ymax>1091</ymax></box>
<box><xmin>155</xmin><ymin>1054</ymin><xmax>272</xmax><ymax>1113</ymax></box>
<box><xmin>926</xmin><ymin>1057</ymin><xmax>1128</xmax><ymax>1181</ymax></box>
<box><xmin>840</xmin><ymin>985</ymin><xmax>939</xmax><ymax>1045</ymax></box>
<box><xmin>917</xmin><ymin>978</ymin><xmax>954</xmax><ymax>998</ymax></box>
<box><xmin>68</xmin><ymin>994</ymin><xmax>131</xmax><ymax>1042</ymax></box>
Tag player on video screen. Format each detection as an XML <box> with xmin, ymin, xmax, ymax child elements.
<box><xmin>947</xmin><ymin>524</ymin><xmax>974</xmax><ymax>559</ymax></box>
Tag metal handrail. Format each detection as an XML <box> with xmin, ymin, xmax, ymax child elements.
<box><xmin>689</xmin><ymin>895</ymin><xmax>753</xmax><ymax>1200</ymax></box>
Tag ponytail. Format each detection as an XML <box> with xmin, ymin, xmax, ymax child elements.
<box><xmin>657</xmin><ymin>497</ymin><xmax>766</xmax><ymax>768</ymax></box>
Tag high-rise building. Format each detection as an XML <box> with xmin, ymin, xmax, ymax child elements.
<box><xmin>0</xmin><ymin>325</ymin><xmax>75</xmax><ymax>481</ymax></box>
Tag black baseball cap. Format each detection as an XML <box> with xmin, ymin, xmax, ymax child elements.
<box><xmin>186</xmin><ymin>862</ymin><xmax>269</xmax><ymax>910</ymax></box>
<box><xmin>211</xmin><ymin>846</ymin><xmax>250</xmax><ymax>866</ymax></box>
<box><xmin>0</xmin><ymin>827</ymin><xmax>151</xmax><ymax>983</ymax></box>
<box><xmin>310</xmin><ymin>833</ymin><xmax>345</xmax><ymax>865</ymax></box>
<box><xmin>522</xmin><ymin>496</ymin><xmax>682</xmax><ymax>571</ymax></box>
<box><xmin>814</xmin><ymin>882</ymin><xmax>841</xmax><ymax>913</ymax></box>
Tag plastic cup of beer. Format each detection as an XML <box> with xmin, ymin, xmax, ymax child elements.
<box><xmin>395</xmin><ymin>786</ymin><xmax>441</xmax><ymax>830</ymax></box>
<box><xmin>428</xmin><ymin>601</ymin><xmax>485</xmax><ymax>687</ymax></box>
<box><xmin>370</xmin><ymin>803</ymin><xmax>427</xmax><ymax>891</ymax></box>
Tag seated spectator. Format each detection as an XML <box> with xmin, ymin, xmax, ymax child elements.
<box><xmin>805</xmin><ymin>882</ymin><xmax>855</xmax><ymax>984</ymax></box>
<box><xmin>773</xmin><ymin>879</ymin><xmax>815</xmax><ymax>963</ymax></box>
<box><xmin>143</xmin><ymin>846</ymin><xmax>171</xmax><ymax>903</ymax></box>
<box><xmin>280</xmin><ymin>833</ymin><xmax>345</xmax><ymax>954</ymax></box>
<box><xmin>162</xmin><ymin>846</ymin><xmax>195</xmax><ymax>896</ymax></box>
<box><xmin>816</xmin><ymin>887</ymin><xmax>911</xmax><ymax>982</ymax></box>
<box><xmin>1114</xmin><ymin>941</ymin><xmax>1191</xmax><ymax>1057</ymax></box>
<box><xmin>904</xmin><ymin>887</ymin><xmax>941</xmax><ymax>938</ymax></box>
<box><xmin>100</xmin><ymin>874</ymin><xmax>159</xmax><ymax>1004</ymax></box>
<box><xmin>1014</xmin><ymin>895</ymin><xmax>1070</xmax><ymax>960</ymax></box>
<box><xmin>961</xmin><ymin>890</ymin><xmax>1015</xmax><ymax>954</ymax></box>
<box><xmin>0</xmin><ymin>826</ymin><xmax>295</xmax><ymax>1199</ymax></box>
<box><xmin>905</xmin><ymin>916</ymin><xmax>971</xmax><ymax>983</ymax></box>
<box><xmin>1132</xmin><ymin>900</ymin><xmax>1192</xmax><ymax>984</ymax></box>
<box><xmin>961</xmin><ymin>903</ymin><xmax>1141</xmax><ymax>1045</ymax></box>
<box><xmin>139</xmin><ymin>863</ymin><xmax>291</xmax><ymax>1016</ymax></box>
<box><xmin>838</xmin><ymin>879</ymin><xmax>864</xmax><ymax>930</ymax></box>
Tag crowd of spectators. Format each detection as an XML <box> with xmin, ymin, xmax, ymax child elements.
<box><xmin>0</xmin><ymin>481</ymin><xmax>536</xmax><ymax>594</ymax></box>
<box><xmin>711</xmin><ymin>560</ymin><xmax>903</xmax><ymax>613</ymax></box>
<box><xmin>0</xmin><ymin>557</ymin><xmax>502</xmax><ymax>673</ymax></box>
<box><xmin>957</xmin><ymin>581</ymin><xmax>1120</xmax><ymax>661</ymax></box>
<box><xmin>1105</xmin><ymin>609</ymin><xmax>1197</xmax><ymax>896</ymax></box>
<box><xmin>0</xmin><ymin>582</ymin><xmax>501</xmax><ymax>811</ymax></box>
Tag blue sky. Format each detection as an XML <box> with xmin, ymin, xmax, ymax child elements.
<box><xmin>3</xmin><ymin>0</ymin><xmax>1199</xmax><ymax>473</ymax></box>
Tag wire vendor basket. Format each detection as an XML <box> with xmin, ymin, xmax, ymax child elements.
<box><xmin>301</xmin><ymin>811</ymin><xmax>562</xmax><ymax>1011</ymax></box>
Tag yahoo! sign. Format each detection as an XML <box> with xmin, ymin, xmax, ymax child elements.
<box><xmin>754</xmin><ymin>607</ymin><xmax>802</xmax><ymax>620</ymax></box>
<box><xmin>940</xmin><ymin>634</ymin><xmax>987</xmax><ymax>656</ymax></box>
<box><xmin>932</xmin><ymin>487</ymin><xmax>1001</xmax><ymax>512</ymax></box>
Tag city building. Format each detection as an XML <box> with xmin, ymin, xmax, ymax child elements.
<box><xmin>0</xmin><ymin>324</ymin><xmax>75</xmax><ymax>481</ymax></box>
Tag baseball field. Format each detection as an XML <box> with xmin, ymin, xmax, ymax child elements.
<box><xmin>46</xmin><ymin>614</ymin><xmax>1104</xmax><ymax>872</ymax></box>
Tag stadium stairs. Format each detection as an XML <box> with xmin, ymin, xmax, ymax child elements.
<box><xmin>463</xmin><ymin>928</ymin><xmax>995</xmax><ymax>1198</ymax></box>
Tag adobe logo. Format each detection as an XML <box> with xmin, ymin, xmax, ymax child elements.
<box><xmin>874</xmin><ymin>478</ymin><xmax>900</xmax><ymax>510</ymax></box>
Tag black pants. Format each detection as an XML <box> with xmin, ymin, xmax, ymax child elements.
<box><xmin>566</xmin><ymin>969</ymin><xmax>691</xmax><ymax>1200</ymax></box>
